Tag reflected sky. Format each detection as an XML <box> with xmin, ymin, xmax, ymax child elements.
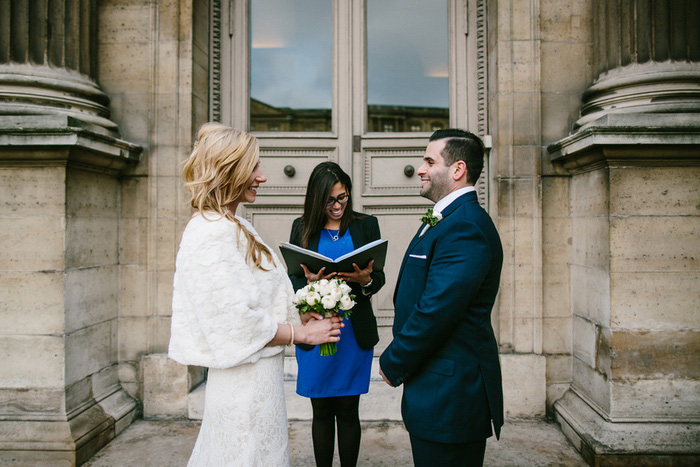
<box><xmin>250</xmin><ymin>0</ymin><xmax>448</xmax><ymax>110</ymax></box>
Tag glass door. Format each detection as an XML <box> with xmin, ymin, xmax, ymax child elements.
<box><xmin>216</xmin><ymin>0</ymin><xmax>484</xmax><ymax>343</ymax></box>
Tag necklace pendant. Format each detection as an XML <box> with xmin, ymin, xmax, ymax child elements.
<box><xmin>326</xmin><ymin>229</ymin><xmax>340</xmax><ymax>242</ymax></box>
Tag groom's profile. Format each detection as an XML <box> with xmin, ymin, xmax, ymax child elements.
<box><xmin>379</xmin><ymin>129</ymin><xmax>504</xmax><ymax>466</ymax></box>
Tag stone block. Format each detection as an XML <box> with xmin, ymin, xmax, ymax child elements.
<box><xmin>609</xmin><ymin>166</ymin><xmax>700</xmax><ymax>216</ymax></box>
<box><xmin>542</xmin><ymin>317</ymin><xmax>572</xmax><ymax>354</ymax></box>
<box><xmin>0</xmin><ymin>336</ymin><xmax>64</xmax><ymax>388</ymax></box>
<box><xmin>542</xmin><ymin>218</ymin><xmax>571</xmax><ymax>265</ymax></box>
<box><xmin>571</xmin><ymin>170</ymin><xmax>609</xmax><ymax>217</ymax></box>
<box><xmin>542</xmin><ymin>175</ymin><xmax>571</xmax><ymax>219</ymax></box>
<box><xmin>501</xmin><ymin>354</ymin><xmax>547</xmax><ymax>417</ymax></box>
<box><xmin>99</xmin><ymin>3</ymin><xmax>153</xmax><ymax>44</ymax></box>
<box><xmin>571</xmin><ymin>265</ymin><xmax>610</xmax><ymax>324</ymax></box>
<box><xmin>512</xmin><ymin>93</ymin><xmax>538</xmax><ymax>146</ymax></box>
<box><xmin>0</xmin><ymin>217</ymin><xmax>65</xmax><ymax>271</ymax></box>
<box><xmin>98</xmin><ymin>42</ymin><xmax>152</xmax><ymax>93</ymax></box>
<box><xmin>611</xmin><ymin>272</ymin><xmax>699</xmax><ymax>330</ymax></box>
<box><xmin>157</xmin><ymin>270</ymin><xmax>175</xmax><ymax>317</ymax></box>
<box><xmin>64</xmin><ymin>320</ymin><xmax>117</xmax><ymax>386</ymax></box>
<box><xmin>541</xmin><ymin>42</ymin><xmax>588</xmax><ymax>93</ymax></box>
<box><xmin>572</xmin><ymin>316</ymin><xmax>598</xmax><ymax>368</ymax></box>
<box><xmin>118</xmin><ymin>317</ymin><xmax>149</xmax><ymax>362</ymax></box>
<box><xmin>495</xmin><ymin>93</ymin><xmax>514</xmax><ymax>148</ymax></box>
<box><xmin>610</xmin><ymin>379</ymin><xmax>700</xmax><ymax>420</ymax></box>
<box><xmin>546</xmin><ymin>354</ymin><xmax>572</xmax><ymax>383</ymax></box>
<box><xmin>498</xmin><ymin>178</ymin><xmax>536</xmax><ymax>218</ymax></box>
<box><xmin>511</xmin><ymin>0</ymin><xmax>533</xmax><ymax>40</ymax></box>
<box><xmin>540</xmin><ymin>0</ymin><xmax>574</xmax><ymax>42</ymax></box>
<box><xmin>0</xmin><ymin>271</ymin><xmax>64</xmax><ymax>335</ymax></box>
<box><xmin>610</xmin><ymin>216</ymin><xmax>699</xmax><ymax>273</ymax></box>
<box><xmin>65</xmin><ymin>266</ymin><xmax>119</xmax><ymax>333</ymax></box>
<box><xmin>119</xmin><ymin>265</ymin><xmax>148</xmax><ymax>317</ymax></box>
<box><xmin>155</xmin><ymin>316</ymin><xmax>173</xmax><ymax>353</ymax></box>
<box><xmin>155</xmin><ymin>218</ymin><xmax>177</xmax><ymax>271</ymax></box>
<box><xmin>119</xmin><ymin>217</ymin><xmax>148</xmax><ymax>265</ymax></box>
<box><xmin>0</xmin><ymin>166</ymin><xmax>65</xmax><ymax>216</ymax></box>
<box><xmin>156</xmin><ymin>176</ymin><xmax>178</xmax><ymax>218</ymax></box>
<box><xmin>0</xmin><ymin>387</ymin><xmax>64</xmax><ymax>418</ymax></box>
<box><xmin>511</xmin><ymin>41</ymin><xmax>535</xmax><ymax>93</ymax></box>
<box><xmin>65</xmin><ymin>216</ymin><xmax>118</xmax><ymax>268</ymax></box>
<box><xmin>142</xmin><ymin>354</ymin><xmax>188</xmax><ymax>418</ymax></box>
<box><xmin>116</xmin><ymin>93</ymin><xmax>152</xmax><ymax>143</ymax></box>
<box><xmin>572</xmin><ymin>358</ymin><xmax>610</xmax><ymax>413</ymax></box>
<box><xmin>513</xmin><ymin>318</ymin><xmax>535</xmax><ymax>353</ymax></box>
<box><xmin>571</xmin><ymin>216</ymin><xmax>610</xmax><ymax>270</ymax></box>
<box><xmin>610</xmin><ymin>330</ymin><xmax>699</xmax><ymax>380</ymax></box>
<box><xmin>153</xmin><ymin>146</ymin><xmax>184</xmax><ymax>177</ymax></box>
<box><xmin>554</xmin><ymin>390</ymin><xmax>700</xmax><ymax>464</ymax></box>
<box><xmin>66</xmin><ymin>169</ymin><xmax>118</xmax><ymax>217</ymax></box>
<box><xmin>541</xmin><ymin>93</ymin><xmax>577</xmax><ymax>145</ymax></box>
<box><xmin>543</xmin><ymin>263</ymin><xmax>570</xmax><ymax>318</ymax></box>
<box><xmin>121</xmin><ymin>176</ymin><xmax>149</xmax><ymax>219</ymax></box>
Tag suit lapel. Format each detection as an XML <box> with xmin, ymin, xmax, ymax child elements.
<box><xmin>393</xmin><ymin>223</ymin><xmax>425</xmax><ymax>304</ymax></box>
<box><xmin>393</xmin><ymin>192</ymin><xmax>477</xmax><ymax>304</ymax></box>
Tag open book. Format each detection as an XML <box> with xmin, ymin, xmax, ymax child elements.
<box><xmin>279</xmin><ymin>239</ymin><xmax>388</xmax><ymax>276</ymax></box>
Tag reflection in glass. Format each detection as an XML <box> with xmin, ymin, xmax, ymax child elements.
<box><xmin>367</xmin><ymin>0</ymin><xmax>449</xmax><ymax>132</ymax></box>
<box><xmin>250</xmin><ymin>0</ymin><xmax>332</xmax><ymax>132</ymax></box>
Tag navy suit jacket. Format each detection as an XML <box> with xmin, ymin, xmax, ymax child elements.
<box><xmin>379</xmin><ymin>191</ymin><xmax>504</xmax><ymax>444</ymax></box>
<box><xmin>289</xmin><ymin>212</ymin><xmax>385</xmax><ymax>350</ymax></box>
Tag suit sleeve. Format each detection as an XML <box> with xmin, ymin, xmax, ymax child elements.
<box><xmin>379</xmin><ymin>219</ymin><xmax>492</xmax><ymax>386</ymax></box>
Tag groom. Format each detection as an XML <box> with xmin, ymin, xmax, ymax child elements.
<box><xmin>379</xmin><ymin>129</ymin><xmax>503</xmax><ymax>466</ymax></box>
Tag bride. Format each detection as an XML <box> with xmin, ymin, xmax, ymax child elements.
<box><xmin>169</xmin><ymin>123</ymin><xmax>343</xmax><ymax>465</ymax></box>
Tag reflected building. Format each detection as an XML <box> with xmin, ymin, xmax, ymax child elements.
<box><xmin>250</xmin><ymin>98</ymin><xmax>448</xmax><ymax>133</ymax></box>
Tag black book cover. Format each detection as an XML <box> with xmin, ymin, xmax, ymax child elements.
<box><xmin>279</xmin><ymin>239</ymin><xmax>388</xmax><ymax>276</ymax></box>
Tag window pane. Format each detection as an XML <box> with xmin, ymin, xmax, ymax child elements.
<box><xmin>367</xmin><ymin>0</ymin><xmax>449</xmax><ymax>132</ymax></box>
<box><xmin>250</xmin><ymin>0</ymin><xmax>332</xmax><ymax>132</ymax></box>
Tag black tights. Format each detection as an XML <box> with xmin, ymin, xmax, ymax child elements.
<box><xmin>310</xmin><ymin>395</ymin><xmax>361</xmax><ymax>467</ymax></box>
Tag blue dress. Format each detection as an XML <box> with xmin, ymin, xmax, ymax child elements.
<box><xmin>295</xmin><ymin>229</ymin><xmax>374</xmax><ymax>398</ymax></box>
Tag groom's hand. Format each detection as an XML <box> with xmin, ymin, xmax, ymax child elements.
<box><xmin>379</xmin><ymin>368</ymin><xmax>395</xmax><ymax>387</ymax></box>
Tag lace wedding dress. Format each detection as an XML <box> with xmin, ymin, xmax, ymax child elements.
<box><xmin>188</xmin><ymin>356</ymin><xmax>289</xmax><ymax>465</ymax></box>
<box><xmin>168</xmin><ymin>213</ymin><xmax>301</xmax><ymax>466</ymax></box>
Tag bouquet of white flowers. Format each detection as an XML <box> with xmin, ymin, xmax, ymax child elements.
<box><xmin>292</xmin><ymin>278</ymin><xmax>356</xmax><ymax>356</ymax></box>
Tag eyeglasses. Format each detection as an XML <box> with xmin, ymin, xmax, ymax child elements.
<box><xmin>326</xmin><ymin>193</ymin><xmax>349</xmax><ymax>206</ymax></box>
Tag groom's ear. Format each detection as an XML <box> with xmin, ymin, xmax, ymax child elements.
<box><xmin>452</xmin><ymin>160</ymin><xmax>468</xmax><ymax>181</ymax></box>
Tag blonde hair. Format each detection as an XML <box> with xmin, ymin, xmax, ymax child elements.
<box><xmin>181</xmin><ymin>122</ymin><xmax>274</xmax><ymax>270</ymax></box>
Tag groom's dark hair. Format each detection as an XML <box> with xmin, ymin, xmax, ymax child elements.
<box><xmin>429</xmin><ymin>129</ymin><xmax>485</xmax><ymax>185</ymax></box>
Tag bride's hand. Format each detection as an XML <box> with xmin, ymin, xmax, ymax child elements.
<box><xmin>300</xmin><ymin>310</ymin><xmax>324</xmax><ymax>324</ymax></box>
<box><xmin>298</xmin><ymin>315</ymin><xmax>343</xmax><ymax>345</ymax></box>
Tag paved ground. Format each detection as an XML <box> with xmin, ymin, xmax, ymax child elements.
<box><xmin>84</xmin><ymin>419</ymin><xmax>586</xmax><ymax>466</ymax></box>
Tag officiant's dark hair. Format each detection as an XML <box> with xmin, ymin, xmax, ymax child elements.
<box><xmin>429</xmin><ymin>128</ymin><xmax>485</xmax><ymax>185</ymax></box>
<box><xmin>299</xmin><ymin>162</ymin><xmax>355</xmax><ymax>248</ymax></box>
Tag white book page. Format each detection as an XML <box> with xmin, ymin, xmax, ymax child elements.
<box><xmin>333</xmin><ymin>239</ymin><xmax>387</xmax><ymax>263</ymax></box>
<box><xmin>279</xmin><ymin>242</ymin><xmax>333</xmax><ymax>261</ymax></box>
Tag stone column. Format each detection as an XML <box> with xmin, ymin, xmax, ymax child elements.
<box><xmin>549</xmin><ymin>0</ymin><xmax>700</xmax><ymax>464</ymax></box>
<box><xmin>0</xmin><ymin>1</ymin><xmax>142</xmax><ymax>465</ymax></box>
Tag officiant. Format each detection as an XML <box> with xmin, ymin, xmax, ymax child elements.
<box><xmin>288</xmin><ymin>161</ymin><xmax>385</xmax><ymax>467</ymax></box>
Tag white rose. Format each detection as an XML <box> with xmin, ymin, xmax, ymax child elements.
<box><xmin>294</xmin><ymin>288</ymin><xmax>307</xmax><ymax>304</ymax></box>
<box><xmin>339</xmin><ymin>282</ymin><xmax>352</xmax><ymax>294</ymax></box>
<box><xmin>321</xmin><ymin>295</ymin><xmax>337</xmax><ymax>309</ymax></box>
<box><xmin>339</xmin><ymin>295</ymin><xmax>355</xmax><ymax>311</ymax></box>
<box><xmin>306</xmin><ymin>291</ymin><xmax>321</xmax><ymax>306</ymax></box>
<box><xmin>329</xmin><ymin>287</ymin><xmax>343</xmax><ymax>301</ymax></box>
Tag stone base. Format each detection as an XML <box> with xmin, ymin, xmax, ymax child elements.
<box><xmin>0</xmin><ymin>386</ymin><xmax>138</xmax><ymax>466</ymax></box>
<box><xmin>554</xmin><ymin>390</ymin><xmax>700</xmax><ymax>466</ymax></box>
<box><xmin>184</xmin><ymin>353</ymin><xmax>547</xmax><ymax>422</ymax></box>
